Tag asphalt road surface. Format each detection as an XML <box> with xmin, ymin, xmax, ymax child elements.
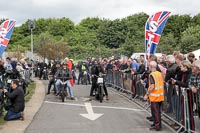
<box><xmin>25</xmin><ymin>80</ymin><xmax>173</xmax><ymax>133</ymax></box>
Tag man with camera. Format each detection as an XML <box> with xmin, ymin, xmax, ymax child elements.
<box><xmin>2</xmin><ymin>80</ymin><xmax>24</xmax><ymax>121</ymax></box>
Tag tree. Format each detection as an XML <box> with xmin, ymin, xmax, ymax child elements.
<box><xmin>6</xmin><ymin>13</ymin><xmax>200</xmax><ymax>59</ymax></box>
<box><xmin>48</xmin><ymin>18</ymin><xmax>74</xmax><ymax>36</ymax></box>
<box><xmin>158</xmin><ymin>33</ymin><xmax>177</xmax><ymax>54</ymax></box>
<box><xmin>97</xmin><ymin>19</ymin><xmax>126</xmax><ymax>48</ymax></box>
<box><xmin>180</xmin><ymin>25</ymin><xmax>200</xmax><ymax>53</ymax></box>
<box><xmin>79</xmin><ymin>17</ymin><xmax>103</xmax><ymax>31</ymax></box>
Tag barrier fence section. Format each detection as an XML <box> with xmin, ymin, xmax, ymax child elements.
<box><xmin>105</xmin><ymin>70</ymin><xmax>200</xmax><ymax>133</ymax></box>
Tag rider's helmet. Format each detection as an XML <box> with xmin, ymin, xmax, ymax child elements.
<box><xmin>55</xmin><ymin>61</ymin><xmax>61</xmax><ymax>68</ymax></box>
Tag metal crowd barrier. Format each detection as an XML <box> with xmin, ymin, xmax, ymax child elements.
<box><xmin>105</xmin><ymin>70</ymin><xmax>200</xmax><ymax>133</ymax></box>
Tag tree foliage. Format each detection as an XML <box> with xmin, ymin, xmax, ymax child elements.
<box><xmin>2</xmin><ymin>13</ymin><xmax>200</xmax><ymax>60</ymax></box>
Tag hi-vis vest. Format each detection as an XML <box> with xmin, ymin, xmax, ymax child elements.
<box><xmin>81</xmin><ymin>65</ymin><xmax>86</xmax><ymax>71</ymax></box>
<box><xmin>149</xmin><ymin>71</ymin><xmax>164</xmax><ymax>102</ymax></box>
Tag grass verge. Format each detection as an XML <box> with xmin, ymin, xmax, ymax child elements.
<box><xmin>25</xmin><ymin>82</ymin><xmax>36</xmax><ymax>102</ymax></box>
<box><xmin>0</xmin><ymin>81</ymin><xmax>36</xmax><ymax>125</ymax></box>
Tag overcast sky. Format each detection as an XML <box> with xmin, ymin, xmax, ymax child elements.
<box><xmin>1</xmin><ymin>0</ymin><xmax>200</xmax><ymax>26</ymax></box>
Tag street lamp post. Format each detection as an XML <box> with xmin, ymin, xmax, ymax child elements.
<box><xmin>28</xmin><ymin>20</ymin><xmax>35</xmax><ymax>60</ymax></box>
<box><xmin>31</xmin><ymin>28</ymin><xmax>33</xmax><ymax>60</ymax></box>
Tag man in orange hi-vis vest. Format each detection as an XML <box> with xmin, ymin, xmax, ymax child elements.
<box><xmin>144</xmin><ymin>61</ymin><xmax>164</xmax><ymax>131</ymax></box>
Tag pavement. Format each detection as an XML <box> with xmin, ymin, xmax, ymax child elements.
<box><xmin>26</xmin><ymin>81</ymin><xmax>174</xmax><ymax>133</ymax></box>
<box><xmin>0</xmin><ymin>79</ymin><xmax>46</xmax><ymax>133</ymax></box>
<box><xmin>0</xmin><ymin>79</ymin><xmax>174</xmax><ymax>133</ymax></box>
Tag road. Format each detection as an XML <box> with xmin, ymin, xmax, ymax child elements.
<box><xmin>25</xmin><ymin>80</ymin><xmax>173</xmax><ymax>133</ymax></box>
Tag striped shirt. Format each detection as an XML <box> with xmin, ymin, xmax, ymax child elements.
<box><xmin>188</xmin><ymin>73</ymin><xmax>200</xmax><ymax>90</ymax></box>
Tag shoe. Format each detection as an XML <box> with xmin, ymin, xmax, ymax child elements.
<box><xmin>146</xmin><ymin>116</ymin><xmax>152</xmax><ymax>120</ymax></box>
<box><xmin>171</xmin><ymin>123</ymin><xmax>180</xmax><ymax>128</ymax></box>
<box><xmin>70</xmin><ymin>97</ymin><xmax>75</xmax><ymax>100</ymax></box>
<box><xmin>151</xmin><ymin>124</ymin><xmax>155</xmax><ymax>127</ymax></box>
<box><xmin>149</xmin><ymin>127</ymin><xmax>161</xmax><ymax>131</ymax></box>
<box><xmin>106</xmin><ymin>96</ymin><xmax>109</xmax><ymax>101</ymax></box>
<box><xmin>55</xmin><ymin>92</ymin><xmax>59</xmax><ymax>96</ymax></box>
<box><xmin>46</xmin><ymin>92</ymin><xmax>50</xmax><ymax>95</ymax></box>
<box><xmin>20</xmin><ymin>112</ymin><xmax>24</xmax><ymax>121</ymax></box>
<box><xmin>146</xmin><ymin>116</ymin><xmax>153</xmax><ymax>121</ymax></box>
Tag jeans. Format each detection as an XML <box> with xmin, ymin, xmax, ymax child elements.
<box><xmin>4</xmin><ymin>105</ymin><xmax>22</xmax><ymax>121</ymax></box>
<box><xmin>55</xmin><ymin>79</ymin><xmax>74</xmax><ymax>97</ymax></box>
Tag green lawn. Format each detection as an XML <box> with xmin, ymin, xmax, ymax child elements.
<box><xmin>25</xmin><ymin>82</ymin><xmax>36</xmax><ymax>102</ymax></box>
<box><xmin>0</xmin><ymin>81</ymin><xmax>36</xmax><ymax>125</ymax></box>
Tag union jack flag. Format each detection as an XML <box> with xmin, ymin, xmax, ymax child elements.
<box><xmin>145</xmin><ymin>11</ymin><xmax>171</xmax><ymax>61</ymax></box>
<box><xmin>0</xmin><ymin>19</ymin><xmax>16</xmax><ymax>57</ymax></box>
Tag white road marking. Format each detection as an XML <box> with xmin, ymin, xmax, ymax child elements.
<box><xmin>44</xmin><ymin>101</ymin><xmax>145</xmax><ymax>112</ymax></box>
<box><xmin>45</xmin><ymin>101</ymin><xmax>84</xmax><ymax>107</ymax></box>
<box><xmin>80</xmin><ymin>102</ymin><xmax>103</xmax><ymax>121</ymax></box>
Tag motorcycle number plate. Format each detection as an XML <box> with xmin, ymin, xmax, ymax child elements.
<box><xmin>83</xmin><ymin>71</ymin><xmax>87</xmax><ymax>75</ymax></box>
<box><xmin>7</xmin><ymin>79</ymin><xmax>12</xmax><ymax>83</ymax></box>
<box><xmin>97</xmin><ymin>78</ymin><xmax>103</xmax><ymax>84</ymax></box>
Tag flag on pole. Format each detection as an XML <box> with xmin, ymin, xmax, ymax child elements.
<box><xmin>145</xmin><ymin>11</ymin><xmax>171</xmax><ymax>62</ymax></box>
<box><xmin>0</xmin><ymin>19</ymin><xmax>16</xmax><ymax>57</ymax></box>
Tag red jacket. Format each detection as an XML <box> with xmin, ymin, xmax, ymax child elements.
<box><xmin>67</xmin><ymin>60</ymin><xmax>74</xmax><ymax>86</ymax></box>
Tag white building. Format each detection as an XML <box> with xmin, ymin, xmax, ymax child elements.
<box><xmin>131</xmin><ymin>53</ymin><xmax>162</xmax><ymax>59</ymax></box>
<box><xmin>192</xmin><ymin>49</ymin><xmax>200</xmax><ymax>60</ymax></box>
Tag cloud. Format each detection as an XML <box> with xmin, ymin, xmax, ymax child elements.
<box><xmin>0</xmin><ymin>0</ymin><xmax>200</xmax><ymax>26</ymax></box>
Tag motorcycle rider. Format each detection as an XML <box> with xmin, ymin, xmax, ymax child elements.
<box><xmin>46</xmin><ymin>61</ymin><xmax>59</xmax><ymax>95</ymax></box>
<box><xmin>90</xmin><ymin>60</ymin><xmax>109</xmax><ymax>100</ymax></box>
<box><xmin>38</xmin><ymin>60</ymin><xmax>48</xmax><ymax>80</ymax></box>
<box><xmin>77</xmin><ymin>61</ymin><xmax>90</xmax><ymax>84</ymax></box>
<box><xmin>55</xmin><ymin>62</ymin><xmax>75</xmax><ymax>100</ymax></box>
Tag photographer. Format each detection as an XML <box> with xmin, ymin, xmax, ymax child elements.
<box><xmin>2</xmin><ymin>80</ymin><xmax>24</xmax><ymax>121</ymax></box>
